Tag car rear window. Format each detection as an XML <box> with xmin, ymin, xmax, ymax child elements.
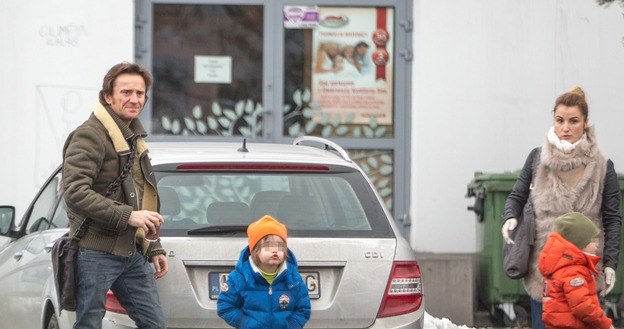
<box><xmin>155</xmin><ymin>170</ymin><xmax>394</xmax><ymax>238</ymax></box>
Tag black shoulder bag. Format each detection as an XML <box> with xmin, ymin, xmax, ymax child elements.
<box><xmin>52</xmin><ymin>137</ymin><xmax>137</xmax><ymax>312</ymax></box>
<box><xmin>503</xmin><ymin>149</ymin><xmax>540</xmax><ymax>279</ymax></box>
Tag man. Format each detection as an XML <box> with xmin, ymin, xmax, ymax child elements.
<box><xmin>353</xmin><ymin>41</ymin><xmax>372</xmax><ymax>75</ymax></box>
<box><xmin>63</xmin><ymin>62</ymin><xmax>167</xmax><ymax>329</ymax></box>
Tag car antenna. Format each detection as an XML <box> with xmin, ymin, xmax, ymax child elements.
<box><xmin>237</xmin><ymin>138</ymin><xmax>249</xmax><ymax>152</ymax></box>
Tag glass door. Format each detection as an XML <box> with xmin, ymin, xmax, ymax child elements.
<box><xmin>274</xmin><ymin>1</ymin><xmax>412</xmax><ymax>237</ymax></box>
<box><xmin>137</xmin><ymin>0</ymin><xmax>271</xmax><ymax>142</ymax></box>
<box><xmin>136</xmin><ymin>0</ymin><xmax>412</xmax><ymax>238</ymax></box>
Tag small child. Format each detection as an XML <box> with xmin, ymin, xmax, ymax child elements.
<box><xmin>217</xmin><ymin>215</ymin><xmax>311</xmax><ymax>328</ymax></box>
<box><xmin>538</xmin><ymin>212</ymin><xmax>614</xmax><ymax>329</ymax></box>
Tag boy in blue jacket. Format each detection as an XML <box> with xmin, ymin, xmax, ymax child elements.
<box><xmin>217</xmin><ymin>215</ymin><xmax>311</xmax><ymax>328</ymax></box>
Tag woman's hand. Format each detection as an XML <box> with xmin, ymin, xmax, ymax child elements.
<box><xmin>602</xmin><ymin>267</ymin><xmax>616</xmax><ymax>296</ymax></box>
<box><xmin>502</xmin><ymin>218</ymin><xmax>518</xmax><ymax>244</ymax></box>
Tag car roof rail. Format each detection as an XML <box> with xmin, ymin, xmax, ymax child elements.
<box><xmin>293</xmin><ymin>136</ymin><xmax>352</xmax><ymax>163</ymax></box>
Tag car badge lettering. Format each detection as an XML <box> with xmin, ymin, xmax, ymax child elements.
<box><xmin>365</xmin><ymin>251</ymin><xmax>383</xmax><ymax>259</ymax></box>
<box><xmin>279</xmin><ymin>294</ymin><xmax>290</xmax><ymax>309</ymax></box>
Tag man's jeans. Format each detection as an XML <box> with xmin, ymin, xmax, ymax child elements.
<box><xmin>73</xmin><ymin>248</ymin><xmax>165</xmax><ymax>329</ymax></box>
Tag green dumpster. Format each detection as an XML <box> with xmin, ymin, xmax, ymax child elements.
<box><xmin>467</xmin><ymin>171</ymin><xmax>624</xmax><ymax>326</ymax></box>
<box><xmin>466</xmin><ymin>171</ymin><xmax>530</xmax><ymax>326</ymax></box>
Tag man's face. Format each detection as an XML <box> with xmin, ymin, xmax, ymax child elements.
<box><xmin>355</xmin><ymin>45</ymin><xmax>369</xmax><ymax>57</ymax></box>
<box><xmin>104</xmin><ymin>73</ymin><xmax>147</xmax><ymax>124</ymax></box>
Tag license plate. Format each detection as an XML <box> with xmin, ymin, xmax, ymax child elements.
<box><xmin>209</xmin><ymin>271</ymin><xmax>320</xmax><ymax>299</ymax></box>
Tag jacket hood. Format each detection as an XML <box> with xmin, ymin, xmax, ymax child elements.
<box><xmin>234</xmin><ymin>246</ymin><xmax>300</xmax><ymax>286</ymax></box>
<box><xmin>539</xmin><ymin>232</ymin><xmax>600</xmax><ymax>277</ymax></box>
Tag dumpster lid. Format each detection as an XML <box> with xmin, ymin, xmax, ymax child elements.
<box><xmin>467</xmin><ymin>171</ymin><xmax>520</xmax><ymax>195</ymax></box>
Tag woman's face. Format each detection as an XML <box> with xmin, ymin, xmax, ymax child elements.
<box><xmin>326</xmin><ymin>43</ymin><xmax>340</xmax><ymax>57</ymax></box>
<box><xmin>553</xmin><ymin>105</ymin><xmax>587</xmax><ymax>144</ymax></box>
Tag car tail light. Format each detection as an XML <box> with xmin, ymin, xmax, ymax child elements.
<box><xmin>105</xmin><ymin>291</ymin><xmax>128</xmax><ymax>314</ymax></box>
<box><xmin>176</xmin><ymin>163</ymin><xmax>329</xmax><ymax>171</ymax></box>
<box><xmin>377</xmin><ymin>261</ymin><xmax>423</xmax><ymax>318</ymax></box>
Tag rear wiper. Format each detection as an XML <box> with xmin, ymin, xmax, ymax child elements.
<box><xmin>187</xmin><ymin>225</ymin><xmax>248</xmax><ymax>235</ymax></box>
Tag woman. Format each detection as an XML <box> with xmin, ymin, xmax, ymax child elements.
<box><xmin>501</xmin><ymin>86</ymin><xmax>621</xmax><ymax>329</ymax></box>
<box><xmin>314</xmin><ymin>42</ymin><xmax>342</xmax><ymax>74</ymax></box>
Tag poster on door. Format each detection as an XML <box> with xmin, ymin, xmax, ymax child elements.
<box><xmin>311</xmin><ymin>7</ymin><xmax>394</xmax><ymax>125</ymax></box>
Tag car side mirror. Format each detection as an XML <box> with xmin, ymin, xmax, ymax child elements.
<box><xmin>0</xmin><ymin>206</ymin><xmax>15</xmax><ymax>236</ymax></box>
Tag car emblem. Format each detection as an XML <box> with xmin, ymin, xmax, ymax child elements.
<box><xmin>221</xmin><ymin>282</ymin><xmax>229</xmax><ymax>293</ymax></box>
<box><xmin>279</xmin><ymin>294</ymin><xmax>290</xmax><ymax>309</ymax></box>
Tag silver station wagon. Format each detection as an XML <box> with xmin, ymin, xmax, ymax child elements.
<box><xmin>0</xmin><ymin>136</ymin><xmax>424</xmax><ymax>328</ymax></box>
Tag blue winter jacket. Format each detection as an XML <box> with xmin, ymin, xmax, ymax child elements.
<box><xmin>217</xmin><ymin>247</ymin><xmax>311</xmax><ymax>328</ymax></box>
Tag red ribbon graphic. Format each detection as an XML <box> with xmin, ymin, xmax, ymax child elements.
<box><xmin>374</xmin><ymin>7</ymin><xmax>389</xmax><ymax>81</ymax></box>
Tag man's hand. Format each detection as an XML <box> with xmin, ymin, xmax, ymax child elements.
<box><xmin>151</xmin><ymin>254</ymin><xmax>168</xmax><ymax>279</ymax></box>
<box><xmin>128</xmin><ymin>210</ymin><xmax>163</xmax><ymax>236</ymax></box>
<box><xmin>502</xmin><ymin>218</ymin><xmax>518</xmax><ymax>244</ymax></box>
<box><xmin>603</xmin><ymin>267</ymin><xmax>616</xmax><ymax>296</ymax></box>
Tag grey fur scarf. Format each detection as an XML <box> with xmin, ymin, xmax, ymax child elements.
<box><xmin>524</xmin><ymin>126</ymin><xmax>606</xmax><ymax>300</ymax></box>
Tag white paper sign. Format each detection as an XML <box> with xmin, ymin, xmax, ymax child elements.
<box><xmin>194</xmin><ymin>56</ymin><xmax>232</xmax><ymax>84</ymax></box>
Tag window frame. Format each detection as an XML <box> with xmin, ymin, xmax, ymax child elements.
<box><xmin>135</xmin><ymin>0</ymin><xmax>412</xmax><ymax>238</ymax></box>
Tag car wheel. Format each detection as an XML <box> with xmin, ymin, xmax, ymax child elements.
<box><xmin>47</xmin><ymin>312</ymin><xmax>59</xmax><ymax>329</ymax></box>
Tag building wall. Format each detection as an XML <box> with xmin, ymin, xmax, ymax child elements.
<box><xmin>1</xmin><ymin>0</ymin><xmax>623</xmax><ymax>256</ymax></box>
<box><xmin>0</xmin><ymin>0</ymin><xmax>134</xmax><ymax>220</ymax></box>
<box><xmin>411</xmin><ymin>0</ymin><xmax>624</xmax><ymax>253</ymax></box>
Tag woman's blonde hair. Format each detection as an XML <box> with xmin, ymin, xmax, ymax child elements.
<box><xmin>553</xmin><ymin>86</ymin><xmax>588</xmax><ymax>120</ymax></box>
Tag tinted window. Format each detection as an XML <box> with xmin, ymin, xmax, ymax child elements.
<box><xmin>156</xmin><ymin>171</ymin><xmax>393</xmax><ymax>238</ymax></box>
<box><xmin>50</xmin><ymin>199</ymin><xmax>69</xmax><ymax>229</ymax></box>
<box><xmin>152</xmin><ymin>4</ymin><xmax>264</xmax><ymax>137</ymax></box>
<box><xmin>25</xmin><ymin>172</ymin><xmax>63</xmax><ymax>234</ymax></box>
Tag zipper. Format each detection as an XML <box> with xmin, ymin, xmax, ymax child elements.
<box><xmin>268</xmin><ymin>284</ymin><xmax>273</xmax><ymax>329</ymax></box>
<box><xmin>131</xmin><ymin>152</ymin><xmax>141</xmax><ymax>208</ymax></box>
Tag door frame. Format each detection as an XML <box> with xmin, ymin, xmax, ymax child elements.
<box><xmin>135</xmin><ymin>0</ymin><xmax>413</xmax><ymax>238</ymax></box>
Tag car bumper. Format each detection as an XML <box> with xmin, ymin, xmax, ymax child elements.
<box><xmin>366</xmin><ymin>307</ymin><xmax>425</xmax><ymax>329</ymax></box>
<box><xmin>102</xmin><ymin>306</ymin><xmax>425</xmax><ymax>329</ymax></box>
<box><xmin>102</xmin><ymin>312</ymin><xmax>136</xmax><ymax>329</ymax></box>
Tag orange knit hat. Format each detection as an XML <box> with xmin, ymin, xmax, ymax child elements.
<box><xmin>247</xmin><ymin>215</ymin><xmax>288</xmax><ymax>251</ymax></box>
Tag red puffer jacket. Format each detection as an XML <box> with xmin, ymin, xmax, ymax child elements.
<box><xmin>538</xmin><ymin>232</ymin><xmax>611</xmax><ymax>329</ymax></box>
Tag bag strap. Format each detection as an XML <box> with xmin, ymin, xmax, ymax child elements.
<box><xmin>526</xmin><ymin>147</ymin><xmax>541</xmax><ymax>247</ymax></box>
<box><xmin>529</xmin><ymin>147</ymin><xmax>541</xmax><ymax>187</ymax></box>
<box><xmin>72</xmin><ymin>136</ymin><xmax>138</xmax><ymax>240</ymax></box>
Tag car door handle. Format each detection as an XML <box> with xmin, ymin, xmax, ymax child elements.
<box><xmin>13</xmin><ymin>251</ymin><xmax>24</xmax><ymax>261</ymax></box>
<box><xmin>44</xmin><ymin>242</ymin><xmax>55</xmax><ymax>253</ymax></box>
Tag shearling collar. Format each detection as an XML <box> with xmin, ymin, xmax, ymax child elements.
<box><xmin>93</xmin><ymin>102</ymin><xmax>148</xmax><ymax>155</ymax></box>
